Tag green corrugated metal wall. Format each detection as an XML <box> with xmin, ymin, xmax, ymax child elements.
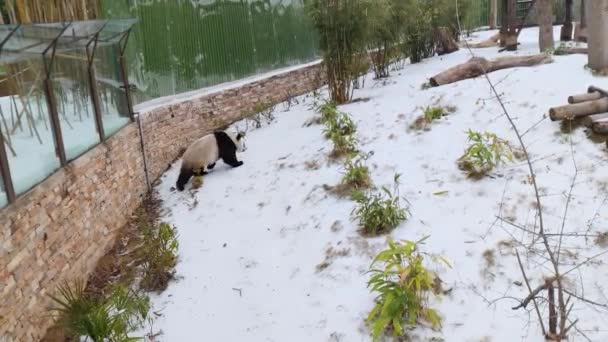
<box><xmin>496</xmin><ymin>0</ymin><xmax>581</xmax><ymax>27</ymax></box>
<box><xmin>101</xmin><ymin>0</ymin><xmax>319</xmax><ymax>104</ymax></box>
<box><xmin>464</xmin><ymin>0</ymin><xmax>490</xmax><ymax>29</ymax></box>
<box><xmin>101</xmin><ymin>0</ymin><xmax>579</xmax><ymax>104</ymax></box>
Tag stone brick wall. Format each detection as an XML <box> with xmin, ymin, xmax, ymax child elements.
<box><xmin>141</xmin><ymin>62</ymin><xmax>324</xmax><ymax>181</ymax></box>
<box><xmin>0</xmin><ymin>62</ymin><xmax>324</xmax><ymax>341</ymax></box>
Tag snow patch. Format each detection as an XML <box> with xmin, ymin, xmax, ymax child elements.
<box><xmin>140</xmin><ymin>27</ymin><xmax>608</xmax><ymax>342</ymax></box>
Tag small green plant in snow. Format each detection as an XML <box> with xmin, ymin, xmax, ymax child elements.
<box><xmin>330</xmin><ymin>153</ymin><xmax>373</xmax><ymax>197</ymax></box>
<box><xmin>410</xmin><ymin>104</ymin><xmax>456</xmax><ymax>131</ymax></box>
<box><xmin>352</xmin><ymin>174</ymin><xmax>409</xmax><ymax>235</ymax></box>
<box><xmin>367</xmin><ymin>237</ymin><xmax>449</xmax><ymax>340</ymax></box>
<box><xmin>342</xmin><ymin>156</ymin><xmax>372</xmax><ymax>190</ymax></box>
<box><xmin>423</xmin><ymin>106</ymin><xmax>446</xmax><ymax>122</ymax></box>
<box><xmin>327</xmin><ymin>131</ymin><xmax>358</xmax><ymax>159</ymax></box>
<box><xmin>318</xmin><ymin>102</ymin><xmax>339</xmax><ymax>124</ymax></box>
<box><xmin>457</xmin><ymin>129</ymin><xmax>517</xmax><ymax>177</ymax></box>
<box><xmin>140</xmin><ymin>222</ymin><xmax>179</xmax><ymax>291</ymax></box>
<box><xmin>323</xmin><ymin>112</ymin><xmax>357</xmax><ymax>138</ymax></box>
<box><xmin>318</xmin><ymin>103</ymin><xmax>358</xmax><ymax>160</ymax></box>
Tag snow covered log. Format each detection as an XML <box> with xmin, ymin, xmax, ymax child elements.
<box><xmin>588</xmin><ymin>85</ymin><xmax>608</xmax><ymax>97</ymax></box>
<box><xmin>584</xmin><ymin>113</ymin><xmax>608</xmax><ymax>134</ymax></box>
<box><xmin>549</xmin><ymin>98</ymin><xmax>608</xmax><ymax>121</ymax></box>
<box><xmin>464</xmin><ymin>33</ymin><xmax>500</xmax><ymax>48</ymax></box>
<box><xmin>568</xmin><ymin>91</ymin><xmax>602</xmax><ymax>104</ymax></box>
<box><xmin>593</xmin><ymin>121</ymin><xmax>608</xmax><ymax>134</ymax></box>
<box><xmin>429</xmin><ymin>54</ymin><xmax>553</xmax><ymax>87</ymax></box>
<box><xmin>556</xmin><ymin>47</ymin><xmax>588</xmax><ymax>55</ymax></box>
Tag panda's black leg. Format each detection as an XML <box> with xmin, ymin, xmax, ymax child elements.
<box><xmin>207</xmin><ymin>163</ymin><xmax>216</xmax><ymax>170</ymax></box>
<box><xmin>222</xmin><ymin>153</ymin><xmax>244</xmax><ymax>168</ymax></box>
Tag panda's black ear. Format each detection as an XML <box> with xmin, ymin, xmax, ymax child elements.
<box><xmin>237</xmin><ymin>132</ymin><xmax>244</xmax><ymax>140</ymax></box>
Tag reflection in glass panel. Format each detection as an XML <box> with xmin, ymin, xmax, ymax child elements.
<box><xmin>95</xmin><ymin>44</ymin><xmax>130</xmax><ymax>137</ymax></box>
<box><xmin>0</xmin><ymin>59</ymin><xmax>61</xmax><ymax>195</ymax></box>
<box><xmin>53</xmin><ymin>50</ymin><xmax>100</xmax><ymax>161</ymax></box>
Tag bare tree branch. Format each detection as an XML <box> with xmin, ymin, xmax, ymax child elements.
<box><xmin>454</xmin><ymin>1</ymin><xmax>567</xmax><ymax>336</ymax></box>
<box><xmin>563</xmin><ymin>288</ymin><xmax>608</xmax><ymax>310</ymax></box>
<box><xmin>557</xmin><ymin>121</ymin><xmax>578</xmax><ymax>266</ymax></box>
<box><xmin>514</xmin><ymin>249</ymin><xmax>547</xmax><ymax>335</ymax></box>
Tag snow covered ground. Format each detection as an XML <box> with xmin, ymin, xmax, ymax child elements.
<box><xmin>143</xmin><ymin>27</ymin><xmax>608</xmax><ymax>341</ymax></box>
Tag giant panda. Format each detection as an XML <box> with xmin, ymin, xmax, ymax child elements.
<box><xmin>176</xmin><ymin>131</ymin><xmax>246</xmax><ymax>191</ymax></box>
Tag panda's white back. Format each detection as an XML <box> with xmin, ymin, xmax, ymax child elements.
<box><xmin>181</xmin><ymin>134</ymin><xmax>219</xmax><ymax>170</ymax></box>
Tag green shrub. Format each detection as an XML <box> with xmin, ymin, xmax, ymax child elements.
<box><xmin>410</xmin><ymin>104</ymin><xmax>455</xmax><ymax>131</ymax></box>
<box><xmin>317</xmin><ymin>101</ymin><xmax>340</xmax><ymax>124</ymax></box>
<box><xmin>318</xmin><ymin>103</ymin><xmax>358</xmax><ymax>159</ymax></box>
<box><xmin>423</xmin><ymin>106</ymin><xmax>446</xmax><ymax>122</ymax></box>
<box><xmin>49</xmin><ymin>281</ymin><xmax>150</xmax><ymax>342</ymax></box>
<box><xmin>401</xmin><ymin>3</ymin><xmax>435</xmax><ymax>64</ymax></box>
<box><xmin>330</xmin><ymin>154</ymin><xmax>373</xmax><ymax>197</ymax></box>
<box><xmin>352</xmin><ymin>174</ymin><xmax>409</xmax><ymax>235</ymax></box>
<box><xmin>367</xmin><ymin>237</ymin><xmax>449</xmax><ymax>340</ymax></box>
<box><xmin>367</xmin><ymin>0</ymin><xmax>406</xmax><ymax>78</ymax></box>
<box><xmin>323</xmin><ymin>112</ymin><xmax>357</xmax><ymax>138</ymax></box>
<box><xmin>140</xmin><ymin>223</ymin><xmax>179</xmax><ymax>291</ymax></box>
<box><xmin>457</xmin><ymin>129</ymin><xmax>517</xmax><ymax>177</ymax></box>
<box><xmin>342</xmin><ymin>156</ymin><xmax>372</xmax><ymax>190</ymax></box>
<box><xmin>306</xmin><ymin>0</ymin><xmax>371</xmax><ymax>103</ymax></box>
<box><xmin>328</xmin><ymin>131</ymin><xmax>359</xmax><ymax>159</ymax></box>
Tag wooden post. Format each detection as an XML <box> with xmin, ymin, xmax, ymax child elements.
<box><xmin>587</xmin><ymin>0</ymin><xmax>608</xmax><ymax>71</ymax></box>
<box><xmin>560</xmin><ymin>0</ymin><xmax>573</xmax><ymax>41</ymax></box>
<box><xmin>500</xmin><ymin>0</ymin><xmax>508</xmax><ymax>47</ymax></box>
<box><xmin>538</xmin><ymin>0</ymin><xmax>554</xmax><ymax>52</ymax></box>
<box><xmin>575</xmin><ymin>0</ymin><xmax>588</xmax><ymax>42</ymax></box>
<box><xmin>505</xmin><ymin>0</ymin><xmax>518</xmax><ymax>50</ymax></box>
<box><xmin>489</xmin><ymin>0</ymin><xmax>498</xmax><ymax>29</ymax></box>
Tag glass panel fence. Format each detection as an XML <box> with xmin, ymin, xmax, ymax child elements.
<box><xmin>52</xmin><ymin>49</ymin><xmax>100</xmax><ymax>161</ymax></box>
<box><xmin>1</xmin><ymin>58</ymin><xmax>61</xmax><ymax>196</ymax></box>
<box><xmin>95</xmin><ymin>44</ymin><xmax>130</xmax><ymax>137</ymax></box>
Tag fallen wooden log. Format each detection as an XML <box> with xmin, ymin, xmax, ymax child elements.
<box><xmin>579</xmin><ymin>112</ymin><xmax>608</xmax><ymax>127</ymax></box>
<box><xmin>429</xmin><ymin>54</ymin><xmax>553</xmax><ymax>87</ymax></box>
<box><xmin>549</xmin><ymin>98</ymin><xmax>608</xmax><ymax>121</ymax></box>
<box><xmin>555</xmin><ymin>47</ymin><xmax>588</xmax><ymax>55</ymax></box>
<box><xmin>464</xmin><ymin>33</ymin><xmax>500</xmax><ymax>48</ymax></box>
<box><xmin>593</xmin><ymin>121</ymin><xmax>608</xmax><ymax>134</ymax></box>
<box><xmin>568</xmin><ymin>91</ymin><xmax>602</xmax><ymax>104</ymax></box>
<box><xmin>587</xmin><ymin>113</ymin><xmax>608</xmax><ymax>134</ymax></box>
<box><xmin>588</xmin><ymin>86</ymin><xmax>608</xmax><ymax>98</ymax></box>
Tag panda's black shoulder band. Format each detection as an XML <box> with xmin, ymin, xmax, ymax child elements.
<box><xmin>214</xmin><ymin>131</ymin><xmax>237</xmax><ymax>157</ymax></box>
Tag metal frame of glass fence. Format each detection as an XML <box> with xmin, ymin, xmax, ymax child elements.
<box><xmin>0</xmin><ymin>19</ymin><xmax>137</xmax><ymax>206</ymax></box>
<box><xmin>0</xmin><ymin>24</ymin><xmax>20</xmax><ymax>203</ymax></box>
